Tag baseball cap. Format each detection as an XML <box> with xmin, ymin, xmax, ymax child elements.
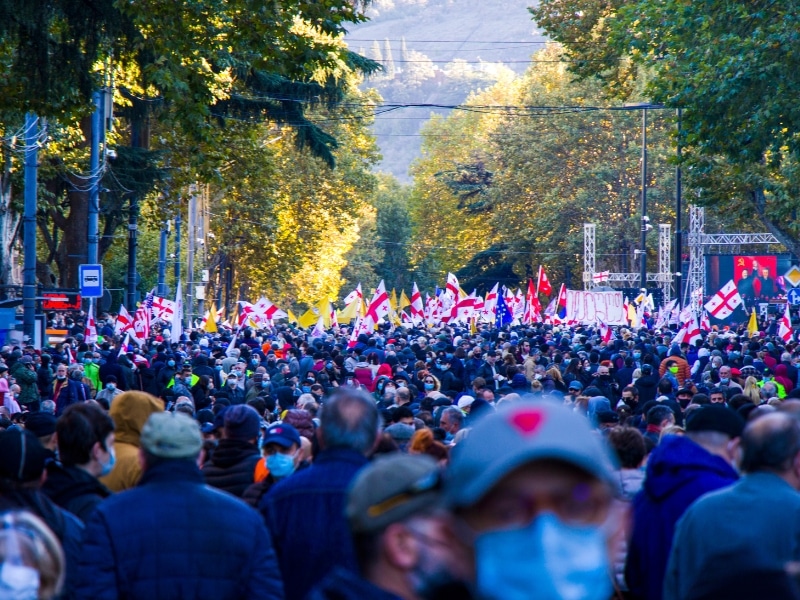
<box><xmin>19</xmin><ymin>355</ymin><xmax>32</xmax><ymax>365</ymax></box>
<box><xmin>685</xmin><ymin>405</ymin><xmax>745</xmax><ymax>438</ymax></box>
<box><xmin>140</xmin><ymin>412</ymin><xmax>202</xmax><ymax>459</ymax></box>
<box><xmin>0</xmin><ymin>429</ymin><xmax>49</xmax><ymax>482</ymax></box>
<box><xmin>444</xmin><ymin>403</ymin><xmax>618</xmax><ymax>507</ymax></box>
<box><xmin>262</xmin><ymin>423</ymin><xmax>301</xmax><ymax>449</ymax></box>
<box><xmin>347</xmin><ymin>454</ymin><xmax>441</xmax><ymax>534</ymax></box>
<box><xmin>568</xmin><ymin>381</ymin><xmax>583</xmax><ymax>391</ymax></box>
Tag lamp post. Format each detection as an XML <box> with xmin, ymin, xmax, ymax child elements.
<box><xmin>624</xmin><ymin>103</ymin><xmax>663</xmax><ymax>291</ymax></box>
<box><xmin>675</xmin><ymin>108</ymin><xmax>683</xmax><ymax>308</ymax></box>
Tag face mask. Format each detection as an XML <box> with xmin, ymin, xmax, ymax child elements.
<box><xmin>261</xmin><ymin>381</ymin><xmax>270</xmax><ymax>388</ymax></box>
<box><xmin>100</xmin><ymin>447</ymin><xmax>116</xmax><ymax>477</ymax></box>
<box><xmin>599</xmin><ymin>374</ymin><xmax>611</xmax><ymax>381</ymax></box>
<box><xmin>534</xmin><ymin>374</ymin><xmax>542</xmax><ymax>380</ymax></box>
<box><xmin>445</xmin><ymin>353</ymin><xmax>453</xmax><ymax>360</ymax></box>
<box><xmin>56</xmin><ymin>374</ymin><xmax>66</xmax><ymax>380</ymax></box>
<box><xmin>107</xmin><ymin>383</ymin><xmax>116</xmax><ymax>391</ymax></box>
<box><xmin>168</xmin><ymin>360</ymin><xmax>176</xmax><ymax>368</ymax></box>
<box><xmin>424</xmin><ymin>383</ymin><xmax>434</xmax><ymax>391</ymax></box>
<box><xmin>385</xmin><ymin>386</ymin><xmax>396</xmax><ymax>392</ymax></box>
<box><xmin>228</xmin><ymin>379</ymin><xmax>238</xmax><ymax>387</ymax></box>
<box><xmin>474</xmin><ymin>513</ymin><xmax>611</xmax><ymax>600</ymax></box>
<box><xmin>301</xmin><ymin>386</ymin><xmax>311</xmax><ymax>394</ymax></box>
<box><xmin>84</xmin><ymin>358</ymin><xmax>92</xmax><ymax>365</ymax></box>
<box><xmin>633</xmin><ymin>353</ymin><xmax>641</xmax><ymax>360</ymax></box>
<box><xmin>669</xmin><ymin>366</ymin><xmax>679</xmax><ymax>374</ymax></box>
<box><xmin>214</xmin><ymin>365</ymin><xmax>222</xmax><ymax>371</ymax></box>
<box><xmin>720</xmin><ymin>378</ymin><xmax>729</xmax><ymax>385</ymax></box>
<box><xmin>0</xmin><ymin>563</ymin><xmax>40</xmax><ymax>600</ymax></box>
<box><xmin>267</xmin><ymin>452</ymin><xmax>296</xmax><ymax>478</ymax></box>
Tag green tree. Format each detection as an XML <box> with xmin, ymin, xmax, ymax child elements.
<box><xmin>531</xmin><ymin>0</ymin><xmax>800</xmax><ymax>255</ymax></box>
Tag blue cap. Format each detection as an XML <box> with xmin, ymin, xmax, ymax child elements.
<box><xmin>263</xmin><ymin>423</ymin><xmax>301</xmax><ymax>449</ymax></box>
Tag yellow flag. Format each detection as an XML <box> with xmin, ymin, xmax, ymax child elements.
<box><xmin>287</xmin><ymin>309</ymin><xmax>298</xmax><ymax>324</ymax></box>
<box><xmin>399</xmin><ymin>291</ymin><xmax>411</xmax><ymax>310</ymax></box>
<box><xmin>470</xmin><ymin>317</ymin><xmax>478</xmax><ymax>335</ymax></box>
<box><xmin>626</xmin><ymin>301</ymin><xmax>637</xmax><ymax>324</ymax></box>
<box><xmin>298</xmin><ymin>308</ymin><xmax>318</xmax><ymax>329</ymax></box>
<box><xmin>338</xmin><ymin>301</ymin><xmax>359</xmax><ymax>322</ymax></box>
<box><xmin>390</xmin><ymin>289</ymin><xmax>398</xmax><ymax>311</ymax></box>
<box><xmin>317</xmin><ymin>298</ymin><xmax>332</xmax><ymax>328</ymax></box>
<box><xmin>204</xmin><ymin>303</ymin><xmax>218</xmax><ymax>333</ymax></box>
<box><xmin>360</xmin><ymin>299</ymin><xmax>367</xmax><ymax>317</ymax></box>
<box><xmin>748</xmin><ymin>308</ymin><xmax>759</xmax><ymax>337</ymax></box>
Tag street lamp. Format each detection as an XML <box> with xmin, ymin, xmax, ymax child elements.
<box><xmin>624</xmin><ymin>103</ymin><xmax>664</xmax><ymax>291</ymax></box>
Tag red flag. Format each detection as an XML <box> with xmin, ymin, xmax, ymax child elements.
<box><xmin>537</xmin><ymin>265</ymin><xmax>553</xmax><ymax>296</ymax></box>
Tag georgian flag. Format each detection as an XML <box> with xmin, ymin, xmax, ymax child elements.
<box><xmin>779</xmin><ymin>303</ymin><xmax>793</xmax><ymax>343</ymax></box>
<box><xmin>704</xmin><ymin>280</ymin><xmax>743</xmax><ymax>319</ymax></box>
<box><xmin>151</xmin><ymin>296</ymin><xmax>177</xmax><ymax>321</ymax></box>
<box><xmin>115</xmin><ymin>305</ymin><xmax>135</xmax><ymax>335</ymax></box>
<box><xmin>343</xmin><ymin>284</ymin><xmax>363</xmax><ymax>306</ymax></box>
<box><xmin>410</xmin><ymin>282</ymin><xmax>424</xmax><ymax>325</ymax></box>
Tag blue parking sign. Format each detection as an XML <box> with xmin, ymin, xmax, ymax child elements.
<box><xmin>79</xmin><ymin>264</ymin><xmax>103</xmax><ymax>298</ymax></box>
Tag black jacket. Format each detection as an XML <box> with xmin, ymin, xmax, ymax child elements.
<box><xmin>43</xmin><ymin>462</ymin><xmax>112</xmax><ymax>523</ymax></box>
<box><xmin>201</xmin><ymin>439</ymin><xmax>260</xmax><ymax>498</ymax></box>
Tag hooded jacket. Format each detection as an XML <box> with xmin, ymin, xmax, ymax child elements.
<box><xmin>99</xmin><ymin>391</ymin><xmax>164</xmax><ymax>492</ymax></box>
<box><xmin>625</xmin><ymin>434</ymin><xmax>738</xmax><ymax>600</ymax></box>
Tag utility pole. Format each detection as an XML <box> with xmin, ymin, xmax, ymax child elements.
<box><xmin>126</xmin><ymin>192</ymin><xmax>139</xmax><ymax>309</ymax></box>
<box><xmin>173</xmin><ymin>212</ymin><xmax>181</xmax><ymax>284</ymax></box>
<box><xmin>186</xmin><ymin>186</ymin><xmax>197</xmax><ymax>327</ymax></box>
<box><xmin>675</xmin><ymin>108</ymin><xmax>683</xmax><ymax>308</ymax></box>
<box><xmin>639</xmin><ymin>108</ymin><xmax>649</xmax><ymax>291</ymax></box>
<box><xmin>23</xmin><ymin>113</ymin><xmax>38</xmax><ymax>342</ymax></box>
<box><xmin>88</xmin><ymin>89</ymin><xmax>105</xmax><ymax>266</ymax></box>
<box><xmin>157</xmin><ymin>221</ymin><xmax>169</xmax><ymax>297</ymax></box>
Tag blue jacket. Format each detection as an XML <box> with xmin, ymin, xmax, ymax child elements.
<box><xmin>664</xmin><ymin>472</ymin><xmax>800</xmax><ymax>600</ymax></box>
<box><xmin>625</xmin><ymin>434</ymin><xmax>738</xmax><ymax>600</ymax></box>
<box><xmin>308</xmin><ymin>567</ymin><xmax>402</xmax><ymax>600</ymax></box>
<box><xmin>260</xmin><ymin>448</ymin><xmax>369</xmax><ymax>600</ymax></box>
<box><xmin>76</xmin><ymin>459</ymin><xmax>284</xmax><ymax>600</ymax></box>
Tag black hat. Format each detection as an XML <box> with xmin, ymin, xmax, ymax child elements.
<box><xmin>23</xmin><ymin>412</ymin><xmax>57</xmax><ymax>438</ymax></box>
<box><xmin>0</xmin><ymin>429</ymin><xmax>48</xmax><ymax>482</ymax></box>
<box><xmin>685</xmin><ymin>405</ymin><xmax>745</xmax><ymax>438</ymax></box>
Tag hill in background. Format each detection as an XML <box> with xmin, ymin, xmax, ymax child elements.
<box><xmin>347</xmin><ymin>0</ymin><xmax>546</xmax><ymax>181</ymax></box>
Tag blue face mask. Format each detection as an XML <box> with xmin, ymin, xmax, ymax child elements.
<box><xmin>100</xmin><ymin>448</ymin><xmax>116</xmax><ymax>477</ymax></box>
<box><xmin>719</xmin><ymin>378</ymin><xmax>729</xmax><ymax>385</ymax></box>
<box><xmin>445</xmin><ymin>353</ymin><xmax>453</xmax><ymax>360</ymax></box>
<box><xmin>302</xmin><ymin>386</ymin><xmax>311</xmax><ymax>394</ymax></box>
<box><xmin>424</xmin><ymin>382</ymin><xmax>434</xmax><ymax>391</ymax></box>
<box><xmin>267</xmin><ymin>452</ymin><xmax>296</xmax><ymax>478</ymax></box>
<box><xmin>474</xmin><ymin>513</ymin><xmax>611</xmax><ymax>600</ymax></box>
<box><xmin>168</xmin><ymin>360</ymin><xmax>176</xmax><ymax>368</ymax></box>
<box><xmin>261</xmin><ymin>381</ymin><xmax>270</xmax><ymax>388</ymax></box>
<box><xmin>633</xmin><ymin>352</ymin><xmax>641</xmax><ymax>360</ymax></box>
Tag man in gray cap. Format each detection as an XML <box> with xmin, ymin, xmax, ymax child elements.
<box><xmin>309</xmin><ymin>454</ymin><xmax>470</xmax><ymax>600</ymax></box>
<box><xmin>443</xmin><ymin>402</ymin><xmax>623</xmax><ymax>600</ymax></box>
<box><xmin>76</xmin><ymin>412</ymin><xmax>284</xmax><ymax>600</ymax></box>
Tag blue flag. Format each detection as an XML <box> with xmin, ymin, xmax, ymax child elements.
<box><xmin>495</xmin><ymin>294</ymin><xmax>512</xmax><ymax>327</ymax></box>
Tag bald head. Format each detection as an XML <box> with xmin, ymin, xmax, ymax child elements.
<box><xmin>740</xmin><ymin>412</ymin><xmax>800</xmax><ymax>475</ymax></box>
<box><xmin>319</xmin><ymin>389</ymin><xmax>379</xmax><ymax>454</ymax></box>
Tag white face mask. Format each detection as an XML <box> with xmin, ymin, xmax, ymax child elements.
<box><xmin>0</xmin><ymin>563</ymin><xmax>40</xmax><ymax>600</ymax></box>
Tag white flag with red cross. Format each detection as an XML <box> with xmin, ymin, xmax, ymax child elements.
<box><xmin>704</xmin><ymin>280</ymin><xmax>743</xmax><ymax>320</ymax></box>
<box><xmin>779</xmin><ymin>303</ymin><xmax>793</xmax><ymax>343</ymax></box>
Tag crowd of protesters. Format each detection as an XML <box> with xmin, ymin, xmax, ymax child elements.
<box><xmin>3</xmin><ymin>312</ymin><xmax>800</xmax><ymax>599</ymax></box>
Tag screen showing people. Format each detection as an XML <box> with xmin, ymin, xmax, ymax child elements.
<box><xmin>733</xmin><ymin>256</ymin><xmax>780</xmax><ymax>301</ymax></box>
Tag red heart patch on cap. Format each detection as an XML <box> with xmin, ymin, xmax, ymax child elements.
<box><xmin>510</xmin><ymin>410</ymin><xmax>545</xmax><ymax>436</ymax></box>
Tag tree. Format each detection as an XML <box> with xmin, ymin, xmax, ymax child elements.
<box><xmin>409</xmin><ymin>46</ymin><xmax>757</xmax><ymax>293</ymax></box>
<box><xmin>531</xmin><ymin>0</ymin><xmax>800</xmax><ymax>256</ymax></box>
<box><xmin>0</xmin><ymin>0</ymin><xmax>381</xmax><ymax>292</ymax></box>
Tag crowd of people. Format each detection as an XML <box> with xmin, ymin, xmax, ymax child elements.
<box><xmin>2</xmin><ymin>312</ymin><xmax>800</xmax><ymax>599</ymax></box>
